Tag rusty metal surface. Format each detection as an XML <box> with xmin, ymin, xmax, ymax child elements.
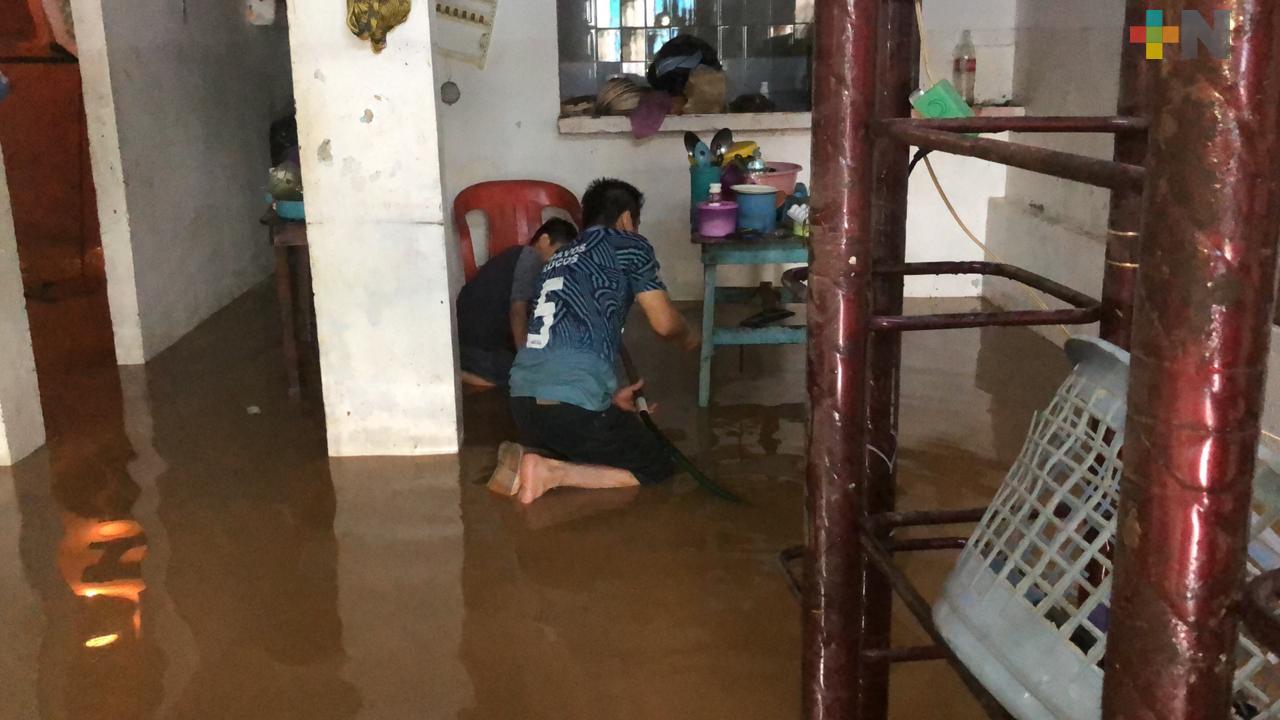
<box><xmin>876</xmin><ymin>261</ymin><xmax>1099</xmax><ymax>308</ymax></box>
<box><xmin>1099</xmin><ymin>0</ymin><xmax>1156</xmax><ymax>347</ymax></box>
<box><xmin>860</xmin><ymin>1</ymin><xmax>918</xmax><ymax>716</ymax></box>
<box><xmin>1241</xmin><ymin>569</ymin><xmax>1280</xmax><ymax>656</ymax></box>
<box><xmin>861</xmin><ymin>645</ymin><xmax>949</xmax><ymax>664</ymax></box>
<box><xmin>875</xmin><ymin>120</ymin><xmax>1146</xmax><ymax>191</ymax></box>
<box><xmin>872</xmin><ymin>261</ymin><xmax>1100</xmax><ymax>331</ymax></box>
<box><xmin>885</xmin><ymin>537</ymin><xmax>967</xmax><ymax>552</ymax></box>
<box><xmin>866</xmin><ymin>507</ymin><xmax>989</xmax><ymax>530</ymax></box>
<box><xmin>901</xmin><ymin>115</ymin><xmax>1147</xmax><ymax>134</ymax></box>
<box><xmin>1101</xmin><ymin>1</ymin><xmax>1280</xmax><ymax>717</ymax></box>
<box><xmin>803</xmin><ymin>0</ymin><xmax>880</xmax><ymax>716</ymax></box>
<box><xmin>779</xmin><ymin>545</ymin><xmax>805</xmax><ymax>601</ymax></box>
<box><xmin>860</xmin><ymin>529</ymin><xmax>1014</xmax><ymax>720</ymax></box>
<box><xmin>872</xmin><ymin>307</ymin><xmax>1098</xmax><ymax>332</ymax></box>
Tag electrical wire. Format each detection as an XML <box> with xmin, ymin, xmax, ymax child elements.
<box><xmin>912</xmin><ymin>0</ymin><xmax>1070</xmax><ymax>340</ymax></box>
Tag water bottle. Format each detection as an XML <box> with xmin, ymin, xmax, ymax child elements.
<box><xmin>952</xmin><ymin>30</ymin><xmax>977</xmax><ymax>105</ymax></box>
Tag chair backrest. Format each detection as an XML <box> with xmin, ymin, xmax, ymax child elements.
<box><xmin>453</xmin><ymin>180</ymin><xmax>583</xmax><ymax>281</ymax></box>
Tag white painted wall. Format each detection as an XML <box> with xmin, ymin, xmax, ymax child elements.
<box><xmin>288</xmin><ymin>0</ymin><xmax>460</xmax><ymax>455</ymax></box>
<box><xmin>74</xmin><ymin>0</ymin><xmax>293</xmax><ymax>363</ymax></box>
<box><xmin>982</xmin><ymin>0</ymin><xmax>1123</xmax><ymax>331</ymax></box>
<box><xmin>431</xmin><ymin>0</ymin><xmax>1020</xmax><ymax>300</ymax></box>
<box><xmin>986</xmin><ymin>0</ymin><xmax>1280</xmax><ymax>440</ymax></box>
<box><xmin>0</xmin><ymin>142</ymin><xmax>46</xmax><ymax>466</ymax></box>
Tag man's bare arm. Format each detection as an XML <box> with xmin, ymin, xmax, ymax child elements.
<box><xmin>635</xmin><ymin>289</ymin><xmax>697</xmax><ymax>350</ymax></box>
<box><xmin>510</xmin><ymin>301</ymin><xmax>530</xmax><ymax>349</ymax></box>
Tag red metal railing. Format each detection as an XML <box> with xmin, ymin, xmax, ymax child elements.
<box><xmin>801</xmin><ymin>0</ymin><xmax>1280</xmax><ymax>718</ymax></box>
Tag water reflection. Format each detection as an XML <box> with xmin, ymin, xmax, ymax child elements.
<box><xmin>12</xmin><ymin>386</ymin><xmax>164</xmax><ymax>718</ymax></box>
<box><xmin>13</xmin><ymin>286</ymin><xmax>359</xmax><ymax>718</ymax></box>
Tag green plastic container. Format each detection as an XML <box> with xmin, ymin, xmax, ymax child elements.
<box><xmin>910</xmin><ymin>79</ymin><xmax>974</xmax><ymax>121</ymax></box>
<box><xmin>689</xmin><ymin>165</ymin><xmax>721</xmax><ymax>228</ymax></box>
<box><xmin>690</xmin><ymin>165</ymin><xmax>721</xmax><ymax>205</ymax></box>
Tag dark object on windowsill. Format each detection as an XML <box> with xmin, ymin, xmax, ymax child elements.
<box><xmin>729</xmin><ymin>93</ymin><xmax>776</xmax><ymax>114</ymax></box>
<box><xmin>647</xmin><ymin>34</ymin><xmax>722</xmax><ymax>97</ymax></box>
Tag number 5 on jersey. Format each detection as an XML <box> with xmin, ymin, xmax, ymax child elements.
<box><xmin>526</xmin><ymin>277</ymin><xmax>564</xmax><ymax>349</ymax></box>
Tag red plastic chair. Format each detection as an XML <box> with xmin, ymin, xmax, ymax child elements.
<box><xmin>453</xmin><ymin>180</ymin><xmax>583</xmax><ymax>281</ymax></box>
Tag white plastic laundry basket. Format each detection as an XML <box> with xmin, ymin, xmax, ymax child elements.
<box><xmin>933</xmin><ymin>336</ymin><xmax>1280</xmax><ymax>720</ymax></box>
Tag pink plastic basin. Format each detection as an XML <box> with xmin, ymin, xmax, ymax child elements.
<box><xmin>755</xmin><ymin>162</ymin><xmax>803</xmax><ymax>207</ymax></box>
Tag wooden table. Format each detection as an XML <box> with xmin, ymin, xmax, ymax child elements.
<box><xmin>696</xmin><ymin>235</ymin><xmax>808</xmax><ymax>407</ymax></box>
<box><xmin>263</xmin><ymin>212</ymin><xmax>313</xmax><ymax>400</ymax></box>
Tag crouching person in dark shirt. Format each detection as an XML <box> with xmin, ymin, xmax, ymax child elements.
<box><xmin>456</xmin><ymin>218</ymin><xmax>578</xmax><ymax>389</ymax></box>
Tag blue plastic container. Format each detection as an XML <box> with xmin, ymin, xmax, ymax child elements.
<box><xmin>733</xmin><ymin>186</ymin><xmax>777</xmax><ymax>232</ymax></box>
<box><xmin>276</xmin><ymin>200</ymin><xmax>305</xmax><ymax>220</ymax></box>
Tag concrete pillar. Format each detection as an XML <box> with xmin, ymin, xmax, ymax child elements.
<box><xmin>0</xmin><ymin>141</ymin><xmax>45</xmax><ymax>466</ymax></box>
<box><xmin>70</xmin><ymin>0</ymin><xmax>146</xmax><ymax>365</ymax></box>
<box><xmin>286</xmin><ymin>2</ymin><xmax>460</xmax><ymax>455</ymax></box>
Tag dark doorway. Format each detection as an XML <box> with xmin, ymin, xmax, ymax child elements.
<box><xmin>1</xmin><ymin>0</ymin><xmax>118</xmax><ymax>447</ymax></box>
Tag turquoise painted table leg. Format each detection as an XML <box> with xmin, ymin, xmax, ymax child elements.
<box><xmin>699</xmin><ymin>261</ymin><xmax>716</xmax><ymax>407</ymax></box>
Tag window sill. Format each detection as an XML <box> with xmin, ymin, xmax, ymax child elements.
<box><xmin>558</xmin><ymin>112</ymin><xmax>812</xmax><ymax>136</ymax></box>
<box><xmin>556</xmin><ymin>105</ymin><xmax>1025</xmax><ymax>136</ymax></box>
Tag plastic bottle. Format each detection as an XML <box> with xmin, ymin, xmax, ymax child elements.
<box><xmin>952</xmin><ymin>30</ymin><xmax>977</xmax><ymax>105</ymax></box>
<box><xmin>708</xmin><ymin>182</ymin><xmax>722</xmax><ymax>203</ymax></box>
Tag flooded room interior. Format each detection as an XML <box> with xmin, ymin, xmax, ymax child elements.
<box><xmin>1</xmin><ymin>1</ymin><xmax>1278</xmax><ymax>719</ymax></box>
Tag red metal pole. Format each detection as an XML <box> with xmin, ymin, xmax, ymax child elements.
<box><xmin>1102</xmin><ymin>1</ymin><xmax>1280</xmax><ymax>717</ymax></box>
<box><xmin>1098</xmin><ymin>0</ymin><xmax>1156</xmax><ymax>347</ymax></box>
<box><xmin>804</xmin><ymin>0</ymin><xmax>880</xmax><ymax>716</ymax></box>
<box><xmin>875</xmin><ymin>122</ymin><xmax>1145</xmax><ymax>191</ymax></box>
<box><xmin>860</xmin><ymin>0</ymin><xmax>918</xmax><ymax>717</ymax></box>
<box><xmin>897</xmin><ymin>115</ymin><xmax>1147</xmax><ymax>134</ymax></box>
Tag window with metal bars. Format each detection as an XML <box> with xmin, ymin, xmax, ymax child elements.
<box><xmin>557</xmin><ymin>0</ymin><xmax>814</xmax><ymax>114</ymax></box>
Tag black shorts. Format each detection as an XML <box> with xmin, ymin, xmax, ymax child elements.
<box><xmin>460</xmin><ymin>346</ymin><xmax>515</xmax><ymax>387</ymax></box>
<box><xmin>510</xmin><ymin>396</ymin><xmax>674</xmax><ymax>486</ymax></box>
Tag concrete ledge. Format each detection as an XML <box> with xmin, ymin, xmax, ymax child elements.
<box><xmin>558</xmin><ymin>105</ymin><xmax>1026</xmax><ymax>136</ymax></box>
<box><xmin>558</xmin><ymin>112</ymin><xmax>811</xmax><ymax>135</ymax></box>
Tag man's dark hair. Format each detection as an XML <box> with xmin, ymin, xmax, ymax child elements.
<box><xmin>533</xmin><ymin>217</ymin><xmax>578</xmax><ymax>247</ymax></box>
<box><xmin>582</xmin><ymin>178</ymin><xmax>644</xmax><ymax>228</ymax></box>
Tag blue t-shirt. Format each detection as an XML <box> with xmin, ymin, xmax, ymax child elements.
<box><xmin>508</xmin><ymin>225</ymin><xmax>666</xmax><ymax>410</ymax></box>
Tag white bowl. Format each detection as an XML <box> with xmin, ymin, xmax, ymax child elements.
<box><xmin>730</xmin><ymin>184</ymin><xmax>777</xmax><ymax>195</ymax></box>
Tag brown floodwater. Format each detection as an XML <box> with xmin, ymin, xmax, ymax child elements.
<box><xmin>0</xmin><ymin>284</ymin><xmax>1067</xmax><ymax>719</ymax></box>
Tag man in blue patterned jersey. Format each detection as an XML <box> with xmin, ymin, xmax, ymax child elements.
<box><xmin>488</xmin><ymin>178</ymin><xmax>698</xmax><ymax>504</ymax></box>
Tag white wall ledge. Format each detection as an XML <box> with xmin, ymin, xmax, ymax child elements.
<box><xmin>558</xmin><ymin>105</ymin><xmax>1026</xmax><ymax>136</ymax></box>
<box><xmin>558</xmin><ymin>112</ymin><xmax>812</xmax><ymax>135</ymax></box>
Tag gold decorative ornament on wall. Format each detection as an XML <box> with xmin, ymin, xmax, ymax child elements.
<box><xmin>347</xmin><ymin>0</ymin><xmax>412</xmax><ymax>53</ymax></box>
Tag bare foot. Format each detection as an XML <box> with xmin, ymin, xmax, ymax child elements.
<box><xmin>486</xmin><ymin>441</ymin><xmax>524</xmax><ymax>496</ymax></box>
<box><xmin>461</xmin><ymin>371</ymin><xmax>498</xmax><ymax>393</ymax></box>
<box><xmin>518</xmin><ymin>485</ymin><xmax>640</xmax><ymax>529</ymax></box>
<box><xmin>517</xmin><ymin>454</ymin><xmax>563</xmax><ymax>505</ymax></box>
